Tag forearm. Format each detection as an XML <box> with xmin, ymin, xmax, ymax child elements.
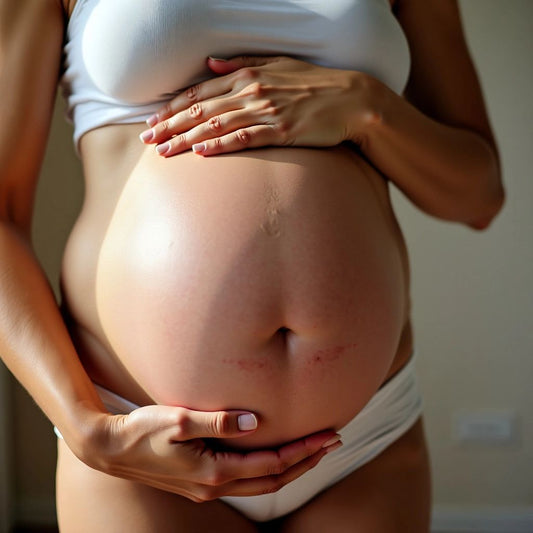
<box><xmin>0</xmin><ymin>221</ymin><xmax>107</xmax><ymax>456</ymax></box>
<box><xmin>353</xmin><ymin>75</ymin><xmax>504</xmax><ymax>229</ymax></box>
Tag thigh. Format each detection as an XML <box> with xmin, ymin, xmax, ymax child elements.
<box><xmin>55</xmin><ymin>438</ymin><xmax>258</xmax><ymax>533</ymax></box>
<box><xmin>278</xmin><ymin>417</ymin><xmax>432</xmax><ymax>533</ymax></box>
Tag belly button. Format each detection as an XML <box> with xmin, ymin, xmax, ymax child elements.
<box><xmin>274</xmin><ymin>326</ymin><xmax>296</xmax><ymax>351</ymax></box>
<box><xmin>276</xmin><ymin>326</ymin><xmax>293</xmax><ymax>341</ymax></box>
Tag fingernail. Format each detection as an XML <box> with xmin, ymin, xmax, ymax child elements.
<box><xmin>139</xmin><ymin>129</ymin><xmax>154</xmax><ymax>143</ymax></box>
<box><xmin>156</xmin><ymin>142</ymin><xmax>171</xmax><ymax>155</ymax></box>
<box><xmin>192</xmin><ymin>142</ymin><xmax>206</xmax><ymax>154</ymax></box>
<box><xmin>321</xmin><ymin>434</ymin><xmax>341</xmax><ymax>448</ymax></box>
<box><xmin>238</xmin><ymin>413</ymin><xmax>257</xmax><ymax>431</ymax></box>
<box><xmin>208</xmin><ymin>56</ymin><xmax>228</xmax><ymax>63</ymax></box>
<box><xmin>146</xmin><ymin>114</ymin><xmax>159</xmax><ymax>127</ymax></box>
<box><xmin>324</xmin><ymin>441</ymin><xmax>343</xmax><ymax>454</ymax></box>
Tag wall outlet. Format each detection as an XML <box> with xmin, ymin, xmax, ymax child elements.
<box><xmin>452</xmin><ymin>410</ymin><xmax>517</xmax><ymax>445</ymax></box>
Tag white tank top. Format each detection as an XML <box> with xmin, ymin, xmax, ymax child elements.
<box><xmin>60</xmin><ymin>0</ymin><xmax>411</xmax><ymax>151</ymax></box>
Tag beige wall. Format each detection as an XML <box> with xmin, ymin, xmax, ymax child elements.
<box><xmin>391</xmin><ymin>0</ymin><xmax>533</xmax><ymax>511</ymax></box>
<box><xmin>5</xmin><ymin>0</ymin><xmax>532</xmax><ymax>528</ymax></box>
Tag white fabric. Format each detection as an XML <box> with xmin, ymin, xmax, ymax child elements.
<box><xmin>221</xmin><ymin>354</ymin><xmax>422</xmax><ymax>521</ymax></box>
<box><xmin>55</xmin><ymin>355</ymin><xmax>422</xmax><ymax>521</ymax></box>
<box><xmin>60</xmin><ymin>0</ymin><xmax>411</xmax><ymax>152</ymax></box>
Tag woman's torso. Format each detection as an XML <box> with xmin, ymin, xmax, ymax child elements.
<box><xmin>60</xmin><ymin>0</ymin><xmax>413</xmax><ymax>450</ymax></box>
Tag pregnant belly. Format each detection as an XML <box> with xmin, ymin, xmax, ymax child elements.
<box><xmin>88</xmin><ymin>146</ymin><xmax>405</xmax><ymax>449</ymax></box>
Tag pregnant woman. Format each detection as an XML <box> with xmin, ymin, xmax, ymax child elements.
<box><xmin>0</xmin><ymin>0</ymin><xmax>503</xmax><ymax>531</ymax></box>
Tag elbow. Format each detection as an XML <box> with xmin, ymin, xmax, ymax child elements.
<box><xmin>466</xmin><ymin>187</ymin><xmax>505</xmax><ymax>230</ymax></box>
<box><xmin>465</xmin><ymin>152</ymin><xmax>505</xmax><ymax>231</ymax></box>
<box><xmin>427</xmin><ymin>149</ymin><xmax>505</xmax><ymax>230</ymax></box>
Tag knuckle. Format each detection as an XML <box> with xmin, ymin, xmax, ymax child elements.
<box><xmin>213</xmin><ymin>137</ymin><xmax>224</xmax><ymax>151</ymax></box>
<box><xmin>159</xmin><ymin>118</ymin><xmax>176</xmax><ymax>134</ymax></box>
<box><xmin>196</xmin><ymin>486</ymin><xmax>217</xmax><ymax>502</ymax></box>
<box><xmin>235</xmin><ymin>66</ymin><xmax>258</xmax><ymax>83</ymax></box>
<box><xmin>247</xmin><ymin>81</ymin><xmax>264</xmax><ymax>98</ymax></box>
<box><xmin>276</xmin><ymin>119</ymin><xmax>290</xmax><ymax>134</ymax></box>
<box><xmin>173</xmin><ymin>409</ymin><xmax>187</xmax><ymax>427</ymax></box>
<box><xmin>175</xmin><ymin>133</ymin><xmax>188</xmax><ymax>147</ymax></box>
<box><xmin>235</xmin><ymin>129</ymin><xmax>251</xmax><ymax>146</ymax></box>
<box><xmin>209</xmin><ymin>411</ymin><xmax>231</xmax><ymax>435</ymax></box>
<box><xmin>265</xmin><ymin>460</ymin><xmax>288</xmax><ymax>477</ymax></box>
<box><xmin>160</xmin><ymin>102</ymin><xmax>173</xmax><ymax>118</ymax></box>
<box><xmin>204</xmin><ymin>469</ymin><xmax>226</xmax><ymax>487</ymax></box>
<box><xmin>207</xmin><ymin>116</ymin><xmax>222</xmax><ymax>132</ymax></box>
<box><xmin>186</xmin><ymin>84</ymin><xmax>200</xmax><ymax>101</ymax></box>
<box><xmin>172</xmin><ymin>411</ymin><xmax>189</xmax><ymax>438</ymax></box>
<box><xmin>188</xmin><ymin>103</ymin><xmax>203</xmax><ymax>119</ymax></box>
<box><xmin>259</xmin><ymin>99</ymin><xmax>275</xmax><ymax>113</ymax></box>
<box><xmin>275</xmin><ymin>121</ymin><xmax>291</xmax><ymax>144</ymax></box>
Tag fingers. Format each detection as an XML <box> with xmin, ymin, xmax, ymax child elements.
<box><xmin>189</xmin><ymin>434</ymin><xmax>343</xmax><ymax>501</ymax></box>
<box><xmin>145</xmin><ymin>69</ymin><xmax>252</xmax><ymax>127</ymax></box>
<box><xmin>158</xmin><ymin>123</ymin><xmax>282</xmax><ymax>158</ymax></box>
<box><xmin>138</xmin><ymin>59</ymin><xmax>292</xmax><ymax>155</ymax></box>
<box><xmin>145</xmin><ymin>110</ymin><xmax>254</xmax><ymax>157</ymax></box>
<box><xmin>197</xmin><ymin>431</ymin><xmax>341</xmax><ymax>485</ymax></box>
<box><xmin>216</xmin><ymin>442</ymin><xmax>341</xmax><ymax>499</ymax></box>
<box><xmin>140</xmin><ymin>69</ymin><xmax>270</xmax><ymax>151</ymax></box>
<box><xmin>143</xmin><ymin>106</ymin><xmax>286</xmax><ymax>158</ymax></box>
<box><xmin>109</xmin><ymin>405</ymin><xmax>343</xmax><ymax>502</ymax></box>
<box><xmin>191</xmin><ymin>125</ymin><xmax>286</xmax><ymax>156</ymax></box>
<box><xmin>206</xmin><ymin>55</ymin><xmax>282</xmax><ymax>76</ymax></box>
<box><xmin>146</xmin><ymin>56</ymin><xmax>282</xmax><ymax>126</ymax></box>
<box><xmin>171</xmin><ymin>408</ymin><xmax>259</xmax><ymax>441</ymax></box>
<box><xmin>141</xmin><ymin>95</ymin><xmax>242</xmax><ymax>146</ymax></box>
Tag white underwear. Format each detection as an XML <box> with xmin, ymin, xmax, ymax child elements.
<box><xmin>56</xmin><ymin>355</ymin><xmax>422</xmax><ymax>522</ymax></box>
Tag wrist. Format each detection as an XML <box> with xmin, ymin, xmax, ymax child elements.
<box><xmin>60</xmin><ymin>401</ymin><xmax>112</xmax><ymax>471</ymax></box>
<box><xmin>345</xmin><ymin>71</ymin><xmax>391</xmax><ymax>148</ymax></box>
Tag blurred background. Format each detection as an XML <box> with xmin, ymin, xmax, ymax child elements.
<box><xmin>1</xmin><ymin>1</ymin><xmax>532</xmax><ymax>531</ymax></box>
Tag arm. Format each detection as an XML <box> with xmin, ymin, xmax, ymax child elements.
<box><xmin>0</xmin><ymin>0</ymin><xmax>107</xmax><ymax>454</ymax></box>
<box><xmin>354</xmin><ymin>0</ymin><xmax>503</xmax><ymax>229</ymax></box>
<box><xmin>141</xmin><ymin>1</ymin><xmax>503</xmax><ymax>229</ymax></box>
<box><xmin>0</xmin><ymin>0</ymin><xmax>337</xmax><ymax>499</ymax></box>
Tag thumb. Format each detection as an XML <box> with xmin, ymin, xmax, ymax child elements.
<box><xmin>207</xmin><ymin>55</ymin><xmax>279</xmax><ymax>75</ymax></box>
<box><xmin>177</xmin><ymin>408</ymin><xmax>259</xmax><ymax>440</ymax></box>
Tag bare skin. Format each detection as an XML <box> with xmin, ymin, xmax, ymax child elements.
<box><xmin>62</xmin><ymin>136</ymin><xmax>414</xmax><ymax>449</ymax></box>
<box><xmin>57</xmin><ymin>418</ymin><xmax>430</xmax><ymax>533</ymax></box>
<box><xmin>58</xmin><ymin>123</ymin><xmax>419</xmax><ymax>529</ymax></box>
<box><xmin>0</xmin><ymin>0</ymin><xmax>344</xmax><ymax>507</ymax></box>
<box><xmin>0</xmin><ymin>0</ymin><xmax>503</xmax><ymax>531</ymax></box>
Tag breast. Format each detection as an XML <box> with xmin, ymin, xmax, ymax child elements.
<box><xmin>74</xmin><ymin>0</ymin><xmax>410</xmax><ymax>103</ymax></box>
<box><xmin>90</xmin><ymin>146</ymin><xmax>407</xmax><ymax>448</ymax></box>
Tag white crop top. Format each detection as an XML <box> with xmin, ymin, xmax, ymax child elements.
<box><xmin>60</xmin><ymin>0</ymin><xmax>411</xmax><ymax>151</ymax></box>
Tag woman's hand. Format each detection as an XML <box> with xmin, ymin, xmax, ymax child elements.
<box><xmin>79</xmin><ymin>405</ymin><xmax>341</xmax><ymax>503</ymax></box>
<box><xmin>139</xmin><ymin>56</ymin><xmax>373</xmax><ymax>157</ymax></box>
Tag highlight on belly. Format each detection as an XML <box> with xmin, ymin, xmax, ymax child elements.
<box><xmin>91</xmin><ymin>147</ymin><xmax>406</xmax><ymax>440</ymax></box>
